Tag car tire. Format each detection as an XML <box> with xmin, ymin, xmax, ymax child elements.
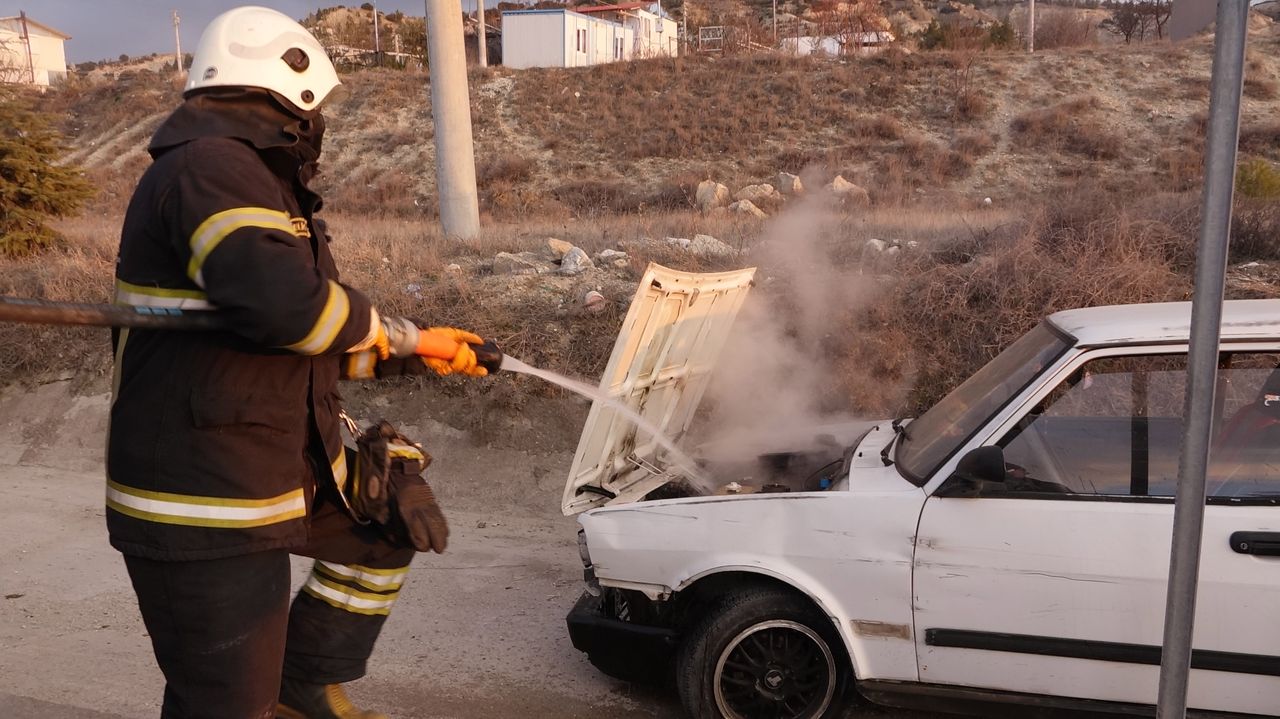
<box><xmin>676</xmin><ymin>586</ymin><xmax>851</xmax><ymax>719</ymax></box>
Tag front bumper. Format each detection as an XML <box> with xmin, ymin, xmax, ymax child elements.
<box><xmin>565</xmin><ymin>590</ymin><xmax>678</xmax><ymax>685</ymax></box>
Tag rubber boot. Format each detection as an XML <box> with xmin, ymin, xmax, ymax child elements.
<box><xmin>276</xmin><ymin>679</ymin><xmax>389</xmax><ymax>719</ymax></box>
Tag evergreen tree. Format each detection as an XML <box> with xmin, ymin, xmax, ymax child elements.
<box><xmin>0</xmin><ymin>92</ymin><xmax>92</xmax><ymax>257</ymax></box>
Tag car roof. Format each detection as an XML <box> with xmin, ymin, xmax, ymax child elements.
<box><xmin>1047</xmin><ymin>299</ymin><xmax>1280</xmax><ymax>347</ymax></box>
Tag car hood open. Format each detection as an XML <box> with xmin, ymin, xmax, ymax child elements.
<box><xmin>561</xmin><ymin>263</ymin><xmax>757</xmax><ymax>516</ymax></box>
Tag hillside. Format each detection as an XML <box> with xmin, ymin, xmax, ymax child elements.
<box><xmin>47</xmin><ymin>20</ymin><xmax>1280</xmax><ymax>221</ymax></box>
<box><xmin>10</xmin><ymin>21</ymin><xmax>1280</xmax><ymax>446</ymax></box>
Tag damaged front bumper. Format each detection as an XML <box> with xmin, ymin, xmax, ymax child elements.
<box><xmin>565</xmin><ymin>589</ymin><xmax>679</xmax><ymax>685</ymax></box>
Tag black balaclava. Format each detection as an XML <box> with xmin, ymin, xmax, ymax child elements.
<box><xmin>149</xmin><ymin>87</ymin><xmax>325</xmax><ymax>190</ymax></box>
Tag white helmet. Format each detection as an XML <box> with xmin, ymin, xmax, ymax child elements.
<box><xmin>185</xmin><ymin>6</ymin><xmax>340</xmax><ymax>114</ymax></box>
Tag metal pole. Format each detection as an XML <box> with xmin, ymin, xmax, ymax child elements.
<box><xmin>477</xmin><ymin>0</ymin><xmax>488</xmax><ymax>68</ymax></box>
<box><xmin>1156</xmin><ymin>2</ymin><xmax>1250</xmax><ymax>717</ymax></box>
<box><xmin>424</xmin><ymin>0</ymin><xmax>481</xmax><ymax>239</ymax></box>
<box><xmin>772</xmin><ymin>0</ymin><xmax>777</xmax><ymax>45</ymax></box>
<box><xmin>1027</xmin><ymin>0</ymin><xmax>1036</xmax><ymax>52</ymax></box>
<box><xmin>19</xmin><ymin>11</ymin><xmax>35</xmax><ymax>84</ymax></box>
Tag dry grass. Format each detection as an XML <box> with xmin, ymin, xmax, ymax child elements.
<box><xmin>0</xmin><ymin>216</ymin><xmax>116</xmax><ymax>379</ymax></box>
<box><xmin>36</xmin><ymin>34</ymin><xmax>1280</xmax><ymax>221</ymax></box>
<box><xmin>7</xmin><ymin>192</ymin><xmax>1280</xmax><ymax>431</ymax></box>
<box><xmin>512</xmin><ymin>54</ymin><xmax>901</xmax><ymax>162</ymax></box>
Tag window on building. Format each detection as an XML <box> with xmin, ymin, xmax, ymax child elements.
<box><xmin>615</xmin><ymin>37</ymin><xmax>623</xmax><ymax>59</ymax></box>
<box><xmin>577</xmin><ymin>28</ymin><xmax>587</xmax><ymax>53</ymax></box>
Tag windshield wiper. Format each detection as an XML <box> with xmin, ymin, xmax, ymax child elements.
<box><xmin>880</xmin><ymin>418</ymin><xmax>910</xmax><ymax>467</ymax></box>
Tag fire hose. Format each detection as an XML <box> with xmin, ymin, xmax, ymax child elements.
<box><xmin>0</xmin><ymin>295</ymin><xmax>504</xmax><ymax>373</ymax></box>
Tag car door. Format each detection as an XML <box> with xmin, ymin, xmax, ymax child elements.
<box><xmin>912</xmin><ymin>346</ymin><xmax>1280</xmax><ymax>715</ymax></box>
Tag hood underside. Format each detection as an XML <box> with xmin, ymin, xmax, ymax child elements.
<box><xmin>562</xmin><ymin>263</ymin><xmax>756</xmax><ymax>515</ymax></box>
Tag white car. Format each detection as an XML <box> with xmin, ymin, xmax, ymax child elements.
<box><xmin>561</xmin><ymin>265</ymin><xmax>1279</xmax><ymax>719</ymax></box>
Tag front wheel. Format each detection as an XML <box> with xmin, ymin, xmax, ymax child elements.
<box><xmin>676</xmin><ymin>587</ymin><xmax>851</xmax><ymax>719</ymax></box>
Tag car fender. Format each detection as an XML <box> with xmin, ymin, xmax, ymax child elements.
<box><xmin>668</xmin><ymin>561</ymin><xmax>870</xmax><ymax>678</ymax></box>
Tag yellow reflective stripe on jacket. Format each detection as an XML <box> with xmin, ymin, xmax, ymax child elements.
<box><xmin>345</xmin><ymin>351</ymin><xmax>377</xmax><ymax>380</ymax></box>
<box><xmin>114</xmin><ymin>279</ymin><xmax>214</xmax><ymax>310</ymax></box>
<box><xmin>187</xmin><ymin>207</ymin><xmax>294</xmax><ymax>287</ymax></box>
<box><xmin>284</xmin><ymin>280</ymin><xmax>350</xmax><ymax>355</ymax></box>
<box><xmin>302</xmin><ymin>572</ymin><xmax>400</xmax><ymax>616</ymax></box>
<box><xmin>316</xmin><ymin>560</ymin><xmax>408</xmax><ymax>591</ymax></box>
<box><xmin>105</xmin><ymin>479</ymin><xmax>306</xmax><ymax>529</ymax></box>
<box><xmin>331</xmin><ymin>449</ymin><xmax>348</xmax><ymax>493</ymax></box>
<box><xmin>387</xmin><ymin>440</ymin><xmax>424</xmax><ymax>461</ymax></box>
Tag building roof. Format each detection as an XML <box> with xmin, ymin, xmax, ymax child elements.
<box><xmin>573</xmin><ymin>3</ymin><xmax>649</xmax><ymax>13</ymax></box>
<box><xmin>1047</xmin><ymin>300</ymin><xmax>1280</xmax><ymax>348</ymax></box>
<box><xmin>0</xmin><ymin>16</ymin><xmax>72</xmax><ymax>40</ymax></box>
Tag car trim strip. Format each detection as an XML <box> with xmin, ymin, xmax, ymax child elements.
<box><xmin>924</xmin><ymin>628</ymin><xmax>1280</xmax><ymax>677</ymax></box>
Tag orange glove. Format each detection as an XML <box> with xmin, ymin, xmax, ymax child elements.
<box><xmin>416</xmin><ymin>327</ymin><xmax>488</xmax><ymax>378</ymax></box>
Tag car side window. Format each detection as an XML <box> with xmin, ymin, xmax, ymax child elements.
<box><xmin>1208</xmin><ymin>353</ymin><xmax>1280</xmax><ymax>501</ymax></box>
<box><xmin>993</xmin><ymin>352</ymin><xmax>1280</xmax><ymax>501</ymax></box>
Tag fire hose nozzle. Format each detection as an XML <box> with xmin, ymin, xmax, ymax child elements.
<box><xmin>471</xmin><ymin>340</ymin><xmax>504</xmax><ymax>375</ymax></box>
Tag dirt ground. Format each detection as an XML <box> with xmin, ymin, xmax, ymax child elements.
<box><xmin>0</xmin><ymin>380</ymin><xmax>944</xmax><ymax>719</ymax></box>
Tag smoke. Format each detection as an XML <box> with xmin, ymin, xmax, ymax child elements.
<box><xmin>694</xmin><ymin>190</ymin><xmax>891</xmax><ymax>460</ymax></box>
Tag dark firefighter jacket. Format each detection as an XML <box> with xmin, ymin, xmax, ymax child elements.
<box><xmin>108</xmin><ymin>91</ymin><xmax>384</xmax><ymax>561</ymax></box>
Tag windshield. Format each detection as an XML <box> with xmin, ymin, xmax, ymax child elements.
<box><xmin>895</xmin><ymin>323</ymin><xmax>1070</xmax><ymax>484</ymax></box>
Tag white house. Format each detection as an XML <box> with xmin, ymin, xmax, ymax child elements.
<box><xmin>0</xmin><ymin>15</ymin><xmax>70</xmax><ymax>86</ymax></box>
<box><xmin>781</xmin><ymin>31</ymin><xmax>894</xmax><ymax>56</ymax></box>
<box><xmin>502</xmin><ymin>8</ymin><xmax>632</xmax><ymax>69</ymax></box>
<box><xmin>573</xmin><ymin>3</ymin><xmax>678</xmax><ymax>59</ymax></box>
<box><xmin>501</xmin><ymin>3</ymin><xmax>676</xmax><ymax>69</ymax></box>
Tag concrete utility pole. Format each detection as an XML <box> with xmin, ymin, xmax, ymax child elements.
<box><xmin>373</xmin><ymin>0</ymin><xmax>382</xmax><ymax>63</ymax></box>
<box><xmin>19</xmin><ymin>11</ymin><xmax>35</xmax><ymax>84</ymax></box>
<box><xmin>172</xmin><ymin>10</ymin><xmax>183</xmax><ymax>77</ymax></box>
<box><xmin>772</xmin><ymin>0</ymin><xmax>777</xmax><ymax>45</ymax></box>
<box><xmin>424</xmin><ymin>0</ymin><xmax>481</xmax><ymax>239</ymax></box>
<box><xmin>682</xmin><ymin>1</ymin><xmax>689</xmax><ymax>55</ymax></box>
<box><xmin>476</xmin><ymin>0</ymin><xmax>487</xmax><ymax>68</ymax></box>
<box><xmin>1027</xmin><ymin>0</ymin><xmax>1036</xmax><ymax>52</ymax></box>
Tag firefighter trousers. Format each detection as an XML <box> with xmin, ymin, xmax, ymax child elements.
<box><xmin>122</xmin><ymin>490</ymin><xmax>416</xmax><ymax>719</ymax></box>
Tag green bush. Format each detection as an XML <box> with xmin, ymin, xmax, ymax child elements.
<box><xmin>988</xmin><ymin>18</ymin><xmax>1018</xmax><ymax>49</ymax></box>
<box><xmin>1236</xmin><ymin>158</ymin><xmax>1280</xmax><ymax>199</ymax></box>
<box><xmin>0</xmin><ymin>92</ymin><xmax>93</xmax><ymax>257</ymax></box>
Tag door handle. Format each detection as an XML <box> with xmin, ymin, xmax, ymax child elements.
<box><xmin>1230</xmin><ymin>531</ymin><xmax>1280</xmax><ymax>556</ymax></box>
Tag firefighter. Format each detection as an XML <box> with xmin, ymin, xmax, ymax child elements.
<box><xmin>108</xmin><ymin>7</ymin><xmax>481</xmax><ymax>718</ymax></box>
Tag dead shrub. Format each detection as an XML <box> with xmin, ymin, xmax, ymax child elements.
<box><xmin>1155</xmin><ymin>145</ymin><xmax>1203</xmax><ymax>192</ymax></box>
<box><xmin>552</xmin><ymin>179</ymin><xmax>645</xmax><ymax>216</ymax></box>
<box><xmin>1010</xmin><ymin>96</ymin><xmax>1122</xmax><ymax>160</ymax></box>
<box><xmin>1244</xmin><ymin>77</ymin><xmax>1279</xmax><ymax>101</ymax></box>
<box><xmin>320</xmin><ymin>167</ymin><xmax>426</xmax><ymax>217</ymax></box>
<box><xmin>1239</xmin><ymin>123</ymin><xmax>1280</xmax><ymax>156</ymax></box>
<box><xmin>1230</xmin><ymin>200</ymin><xmax>1280</xmax><ymax>262</ymax></box>
<box><xmin>1033</xmin><ymin>9</ymin><xmax>1099</xmax><ymax>50</ymax></box>
<box><xmin>899</xmin><ymin>134</ymin><xmax>973</xmax><ymax>183</ymax></box>
<box><xmin>952</xmin><ymin>131</ymin><xmax>996</xmax><ymax>161</ymax></box>
<box><xmin>849</xmin><ymin>114</ymin><xmax>903</xmax><ymax>140</ymax></box>
<box><xmin>476</xmin><ymin>155</ymin><xmax>535</xmax><ymax>186</ymax></box>
<box><xmin>869</xmin><ymin>194</ymin><xmax>1196</xmax><ymax>412</ymax></box>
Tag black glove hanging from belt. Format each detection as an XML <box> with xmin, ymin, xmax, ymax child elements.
<box><xmin>350</xmin><ymin>420</ymin><xmax>449</xmax><ymax>554</ymax></box>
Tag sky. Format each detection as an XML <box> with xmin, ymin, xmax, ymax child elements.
<box><xmin>2</xmin><ymin>1</ymin><xmax>493</xmax><ymax>63</ymax></box>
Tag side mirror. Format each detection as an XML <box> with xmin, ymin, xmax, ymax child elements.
<box><xmin>935</xmin><ymin>446</ymin><xmax>1008</xmax><ymax>498</ymax></box>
